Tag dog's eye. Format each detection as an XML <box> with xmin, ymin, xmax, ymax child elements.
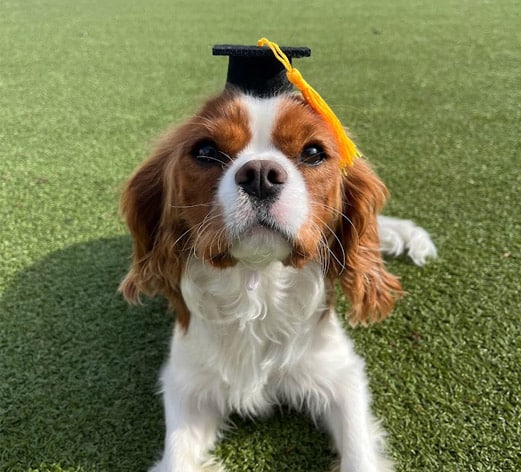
<box><xmin>300</xmin><ymin>145</ymin><xmax>326</xmax><ymax>167</ymax></box>
<box><xmin>191</xmin><ymin>141</ymin><xmax>229</xmax><ymax>166</ymax></box>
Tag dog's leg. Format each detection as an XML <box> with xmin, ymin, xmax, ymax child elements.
<box><xmin>150</xmin><ymin>371</ymin><xmax>224</xmax><ymax>472</ymax></box>
<box><xmin>286</xmin><ymin>317</ymin><xmax>393</xmax><ymax>472</ymax></box>
<box><xmin>377</xmin><ymin>215</ymin><xmax>437</xmax><ymax>266</ymax></box>
<box><xmin>323</xmin><ymin>360</ymin><xmax>394</xmax><ymax>472</ymax></box>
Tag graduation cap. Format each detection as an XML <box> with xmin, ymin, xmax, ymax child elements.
<box><xmin>213</xmin><ymin>38</ymin><xmax>361</xmax><ymax>170</ymax></box>
<box><xmin>212</xmin><ymin>44</ymin><xmax>311</xmax><ymax>97</ymax></box>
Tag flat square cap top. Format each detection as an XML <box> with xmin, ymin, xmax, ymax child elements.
<box><xmin>213</xmin><ymin>44</ymin><xmax>311</xmax><ymax>97</ymax></box>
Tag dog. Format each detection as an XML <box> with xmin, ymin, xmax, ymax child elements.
<box><xmin>119</xmin><ymin>89</ymin><xmax>436</xmax><ymax>471</ymax></box>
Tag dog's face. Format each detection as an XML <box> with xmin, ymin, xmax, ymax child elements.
<box><xmin>155</xmin><ymin>92</ymin><xmax>345</xmax><ymax>268</ymax></box>
<box><xmin>120</xmin><ymin>90</ymin><xmax>402</xmax><ymax>328</ymax></box>
<box><xmin>217</xmin><ymin>94</ymin><xmax>328</xmax><ymax>267</ymax></box>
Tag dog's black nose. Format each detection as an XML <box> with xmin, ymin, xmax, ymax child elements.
<box><xmin>235</xmin><ymin>160</ymin><xmax>288</xmax><ymax>200</ymax></box>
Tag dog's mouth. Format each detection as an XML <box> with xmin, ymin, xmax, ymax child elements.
<box><xmin>248</xmin><ymin>214</ymin><xmax>292</xmax><ymax>237</ymax></box>
<box><xmin>229</xmin><ymin>219</ymin><xmax>293</xmax><ymax>266</ymax></box>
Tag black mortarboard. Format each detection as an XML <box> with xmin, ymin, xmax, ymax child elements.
<box><xmin>212</xmin><ymin>44</ymin><xmax>311</xmax><ymax>98</ymax></box>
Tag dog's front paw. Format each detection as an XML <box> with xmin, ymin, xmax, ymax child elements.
<box><xmin>329</xmin><ymin>457</ymin><xmax>341</xmax><ymax>472</ymax></box>
<box><xmin>329</xmin><ymin>458</ymin><xmax>394</xmax><ymax>472</ymax></box>
<box><xmin>148</xmin><ymin>457</ymin><xmax>226</xmax><ymax>472</ymax></box>
<box><xmin>201</xmin><ymin>457</ymin><xmax>226</xmax><ymax>472</ymax></box>
<box><xmin>148</xmin><ymin>462</ymin><xmax>163</xmax><ymax>472</ymax></box>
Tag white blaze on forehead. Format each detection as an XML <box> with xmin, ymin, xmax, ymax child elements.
<box><xmin>240</xmin><ymin>94</ymin><xmax>282</xmax><ymax>154</ymax></box>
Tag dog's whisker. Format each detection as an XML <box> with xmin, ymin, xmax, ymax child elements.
<box><xmin>310</xmin><ymin>200</ymin><xmax>356</xmax><ymax>230</ymax></box>
<box><xmin>310</xmin><ymin>200</ymin><xmax>360</xmax><ymax>250</ymax></box>
<box><xmin>191</xmin><ymin>210</ymin><xmax>226</xmax><ymax>257</ymax></box>
<box><xmin>309</xmin><ymin>215</ymin><xmax>347</xmax><ymax>274</ymax></box>
<box><xmin>309</xmin><ymin>220</ymin><xmax>344</xmax><ymax>275</ymax></box>
<box><xmin>194</xmin><ymin>154</ymin><xmax>233</xmax><ymax>167</ymax></box>
<box><xmin>173</xmin><ymin>226</ymin><xmax>197</xmax><ymax>248</ymax></box>
<box><xmin>171</xmin><ymin>203</ymin><xmax>214</xmax><ymax>209</ymax></box>
<box><xmin>217</xmin><ymin>150</ymin><xmax>234</xmax><ymax>164</ymax></box>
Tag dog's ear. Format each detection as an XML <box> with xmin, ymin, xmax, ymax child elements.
<box><xmin>328</xmin><ymin>159</ymin><xmax>403</xmax><ymax>325</ymax></box>
<box><xmin>119</xmin><ymin>135</ymin><xmax>189</xmax><ymax>329</ymax></box>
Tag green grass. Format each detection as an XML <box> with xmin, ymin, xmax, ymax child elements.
<box><xmin>1</xmin><ymin>0</ymin><xmax>520</xmax><ymax>470</ymax></box>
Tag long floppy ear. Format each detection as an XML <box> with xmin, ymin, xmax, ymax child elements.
<box><xmin>119</xmin><ymin>137</ymin><xmax>190</xmax><ymax>329</ymax></box>
<box><xmin>328</xmin><ymin>159</ymin><xmax>403</xmax><ymax>325</ymax></box>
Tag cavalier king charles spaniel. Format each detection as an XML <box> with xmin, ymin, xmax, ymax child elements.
<box><xmin>120</xmin><ymin>90</ymin><xmax>436</xmax><ymax>472</ymax></box>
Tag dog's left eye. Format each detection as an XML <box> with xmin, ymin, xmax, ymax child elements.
<box><xmin>191</xmin><ymin>141</ymin><xmax>229</xmax><ymax>167</ymax></box>
<box><xmin>300</xmin><ymin>145</ymin><xmax>326</xmax><ymax>167</ymax></box>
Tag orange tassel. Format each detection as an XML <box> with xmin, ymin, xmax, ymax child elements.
<box><xmin>258</xmin><ymin>38</ymin><xmax>360</xmax><ymax>171</ymax></box>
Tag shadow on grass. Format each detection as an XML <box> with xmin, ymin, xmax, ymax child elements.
<box><xmin>1</xmin><ymin>237</ymin><xmax>332</xmax><ymax>472</ymax></box>
<box><xmin>0</xmin><ymin>237</ymin><xmax>170</xmax><ymax>471</ymax></box>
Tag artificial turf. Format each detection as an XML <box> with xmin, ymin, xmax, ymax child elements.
<box><xmin>1</xmin><ymin>0</ymin><xmax>520</xmax><ymax>471</ymax></box>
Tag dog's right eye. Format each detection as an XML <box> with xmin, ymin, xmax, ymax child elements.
<box><xmin>191</xmin><ymin>141</ymin><xmax>229</xmax><ymax>167</ymax></box>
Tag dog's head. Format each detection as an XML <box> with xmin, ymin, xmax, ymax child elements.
<box><xmin>120</xmin><ymin>90</ymin><xmax>402</xmax><ymax>329</ymax></box>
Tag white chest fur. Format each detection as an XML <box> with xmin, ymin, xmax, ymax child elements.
<box><xmin>169</xmin><ymin>260</ymin><xmax>329</xmax><ymax>415</ymax></box>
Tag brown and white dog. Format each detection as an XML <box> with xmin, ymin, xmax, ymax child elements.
<box><xmin>120</xmin><ymin>90</ymin><xmax>436</xmax><ymax>472</ymax></box>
